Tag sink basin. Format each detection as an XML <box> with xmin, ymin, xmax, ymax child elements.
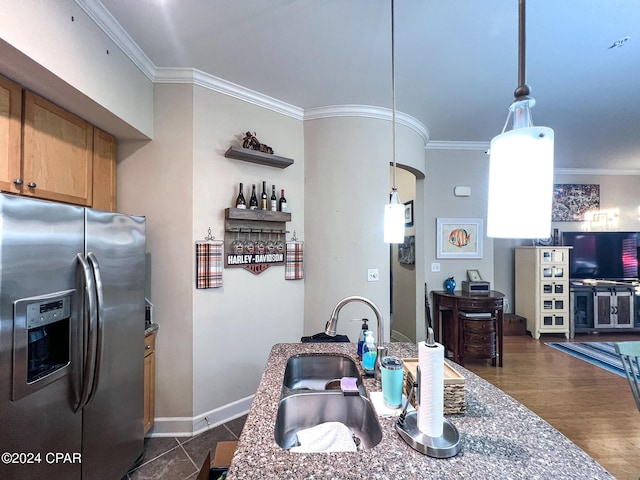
<box><xmin>282</xmin><ymin>354</ymin><xmax>363</xmax><ymax>391</ymax></box>
<box><xmin>274</xmin><ymin>392</ymin><xmax>383</xmax><ymax>450</ymax></box>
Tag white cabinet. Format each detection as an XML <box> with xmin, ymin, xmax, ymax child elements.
<box><xmin>515</xmin><ymin>247</ymin><xmax>571</xmax><ymax>339</ymax></box>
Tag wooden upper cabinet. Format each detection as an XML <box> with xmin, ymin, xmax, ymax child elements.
<box><xmin>0</xmin><ymin>75</ymin><xmax>22</xmax><ymax>193</ymax></box>
<box><xmin>22</xmin><ymin>91</ymin><xmax>94</xmax><ymax>206</ymax></box>
<box><xmin>93</xmin><ymin>128</ymin><xmax>117</xmax><ymax>212</ymax></box>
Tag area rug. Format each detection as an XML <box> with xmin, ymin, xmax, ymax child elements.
<box><xmin>545</xmin><ymin>341</ymin><xmax>627</xmax><ymax>378</ymax></box>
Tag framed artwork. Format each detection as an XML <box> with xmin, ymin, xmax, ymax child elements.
<box><xmin>467</xmin><ymin>269</ymin><xmax>482</xmax><ymax>281</ymax></box>
<box><xmin>436</xmin><ymin>218</ymin><xmax>483</xmax><ymax>259</ymax></box>
<box><xmin>404</xmin><ymin>200</ymin><xmax>414</xmax><ymax>227</ymax></box>
<box><xmin>398</xmin><ymin>235</ymin><xmax>415</xmax><ymax>265</ymax></box>
<box><xmin>552</xmin><ymin>184</ymin><xmax>600</xmax><ymax>222</ymax></box>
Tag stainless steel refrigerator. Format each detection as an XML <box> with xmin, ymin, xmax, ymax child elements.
<box><xmin>0</xmin><ymin>193</ymin><xmax>146</xmax><ymax>479</ymax></box>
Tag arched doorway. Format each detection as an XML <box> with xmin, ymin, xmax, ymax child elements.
<box><xmin>390</xmin><ymin>166</ymin><xmax>422</xmax><ymax>343</ymax></box>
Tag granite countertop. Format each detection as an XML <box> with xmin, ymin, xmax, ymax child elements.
<box><xmin>145</xmin><ymin>322</ymin><xmax>159</xmax><ymax>336</ymax></box>
<box><xmin>226</xmin><ymin>342</ymin><xmax>613</xmax><ymax>479</ymax></box>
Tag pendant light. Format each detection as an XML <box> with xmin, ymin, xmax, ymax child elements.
<box><xmin>384</xmin><ymin>0</ymin><xmax>405</xmax><ymax>244</ymax></box>
<box><xmin>486</xmin><ymin>0</ymin><xmax>554</xmax><ymax>239</ymax></box>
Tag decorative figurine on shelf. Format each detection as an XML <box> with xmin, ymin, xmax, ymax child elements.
<box><xmin>444</xmin><ymin>276</ymin><xmax>456</xmax><ymax>294</ymax></box>
<box><xmin>242</xmin><ymin>131</ymin><xmax>274</xmax><ymax>154</ymax></box>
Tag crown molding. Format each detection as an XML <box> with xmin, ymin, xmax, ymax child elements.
<box><xmin>554</xmin><ymin>168</ymin><xmax>640</xmax><ymax>176</ymax></box>
<box><xmin>304</xmin><ymin>105</ymin><xmax>429</xmax><ymax>144</ymax></box>
<box><xmin>155</xmin><ymin>67</ymin><xmax>305</xmax><ymax>120</ymax></box>
<box><xmin>425</xmin><ymin>140</ymin><xmax>490</xmax><ymax>151</ymax></box>
<box><xmin>76</xmin><ymin>1</ymin><xmax>428</xmax><ymax>135</ymax></box>
<box><xmin>74</xmin><ymin>0</ymin><xmax>156</xmax><ymax>81</ymax></box>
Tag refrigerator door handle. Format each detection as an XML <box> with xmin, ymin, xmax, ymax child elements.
<box><xmin>75</xmin><ymin>253</ymin><xmax>99</xmax><ymax>413</ymax></box>
<box><xmin>86</xmin><ymin>252</ymin><xmax>104</xmax><ymax>405</ymax></box>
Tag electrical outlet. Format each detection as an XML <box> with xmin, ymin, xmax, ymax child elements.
<box><xmin>431</xmin><ymin>262</ymin><xmax>441</xmax><ymax>272</ymax></box>
<box><xmin>367</xmin><ymin>269</ymin><xmax>379</xmax><ymax>282</ymax></box>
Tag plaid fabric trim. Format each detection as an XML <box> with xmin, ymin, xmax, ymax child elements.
<box><xmin>285</xmin><ymin>241</ymin><xmax>304</xmax><ymax>280</ymax></box>
<box><xmin>196</xmin><ymin>241</ymin><xmax>223</xmax><ymax>288</ymax></box>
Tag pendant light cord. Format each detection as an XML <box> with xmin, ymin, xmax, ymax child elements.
<box><xmin>514</xmin><ymin>0</ymin><xmax>530</xmax><ymax>99</ymax></box>
<box><xmin>391</xmin><ymin>0</ymin><xmax>398</xmax><ymax>191</ymax></box>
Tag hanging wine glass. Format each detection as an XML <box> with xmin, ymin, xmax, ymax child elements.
<box><xmin>274</xmin><ymin>231</ymin><xmax>285</xmax><ymax>254</ymax></box>
<box><xmin>255</xmin><ymin>231</ymin><xmax>266</xmax><ymax>254</ymax></box>
<box><xmin>244</xmin><ymin>231</ymin><xmax>255</xmax><ymax>254</ymax></box>
<box><xmin>266</xmin><ymin>230</ymin><xmax>275</xmax><ymax>254</ymax></box>
<box><xmin>231</xmin><ymin>230</ymin><xmax>244</xmax><ymax>254</ymax></box>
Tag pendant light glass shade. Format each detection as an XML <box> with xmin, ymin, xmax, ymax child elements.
<box><xmin>487</xmin><ymin>125</ymin><xmax>554</xmax><ymax>238</ymax></box>
<box><xmin>384</xmin><ymin>189</ymin><xmax>405</xmax><ymax>243</ymax></box>
<box><xmin>486</xmin><ymin>0</ymin><xmax>554</xmax><ymax>239</ymax></box>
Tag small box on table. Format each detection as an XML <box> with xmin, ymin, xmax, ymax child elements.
<box><xmin>462</xmin><ymin>281</ymin><xmax>491</xmax><ymax>294</ymax></box>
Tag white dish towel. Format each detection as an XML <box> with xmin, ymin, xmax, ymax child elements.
<box><xmin>370</xmin><ymin>392</ymin><xmax>413</xmax><ymax>417</ymax></box>
<box><xmin>289</xmin><ymin>422</ymin><xmax>357</xmax><ymax>453</ymax></box>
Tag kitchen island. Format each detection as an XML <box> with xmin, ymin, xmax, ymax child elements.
<box><xmin>226</xmin><ymin>342</ymin><xmax>612</xmax><ymax>479</ymax></box>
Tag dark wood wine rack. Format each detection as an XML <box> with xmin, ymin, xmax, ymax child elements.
<box><xmin>224</xmin><ymin>208</ymin><xmax>291</xmax><ymax>274</ymax></box>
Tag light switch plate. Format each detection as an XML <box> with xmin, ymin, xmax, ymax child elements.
<box><xmin>431</xmin><ymin>262</ymin><xmax>441</xmax><ymax>272</ymax></box>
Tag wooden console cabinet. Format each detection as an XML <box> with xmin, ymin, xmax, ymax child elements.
<box><xmin>432</xmin><ymin>290</ymin><xmax>504</xmax><ymax>367</ymax></box>
<box><xmin>570</xmin><ymin>283</ymin><xmax>639</xmax><ymax>336</ymax></box>
<box><xmin>144</xmin><ymin>331</ymin><xmax>156</xmax><ymax>434</ymax></box>
<box><xmin>515</xmin><ymin>247</ymin><xmax>571</xmax><ymax>339</ymax></box>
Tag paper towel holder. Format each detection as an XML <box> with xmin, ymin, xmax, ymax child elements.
<box><xmin>395</xmin><ymin>380</ymin><xmax>461</xmax><ymax>458</ymax></box>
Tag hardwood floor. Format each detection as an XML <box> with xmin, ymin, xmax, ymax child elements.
<box><xmin>463</xmin><ymin>332</ymin><xmax>640</xmax><ymax>480</ymax></box>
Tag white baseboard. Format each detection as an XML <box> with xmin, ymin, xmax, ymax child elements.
<box><xmin>147</xmin><ymin>394</ymin><xmax>254</xmax><ymax>438</ymax></box>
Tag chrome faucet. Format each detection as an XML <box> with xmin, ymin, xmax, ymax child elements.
<box><xmin>325</xmin><ymin>296</ymin><xmax>387</xmax><ymax>381</ymax></box>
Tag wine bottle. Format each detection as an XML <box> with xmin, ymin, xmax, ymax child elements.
<box><xmin>270</xmin><ymin>185</ymin><xmax>277</xmax><ymax>212</ymax></box>
<box><xmin>236</xmin><ymin>183</ymin><xmax>246</xmax><ymax>209</ymax></box>
<box><xmin>279</xmin><ymin>189</ymin><xmax>287</xmax><ymax>212</ymax></box>
<box><xmin>260</xmin><ymin>181</ymin><xmax>268</xmax><ymax>210</ymax></box>
<box><xmin>249</xmin><ymin>184</ymin><xmax>258</xmax><ymax>210</ymax></box>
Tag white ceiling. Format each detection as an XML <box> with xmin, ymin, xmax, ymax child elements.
<box><xmin>95</xmin><ymin>0</ymin><xmax>639</xmax><ymax>171</ymax></box>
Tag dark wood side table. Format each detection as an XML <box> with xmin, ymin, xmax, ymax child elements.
<box><xmin>431</xmin><ymin>290</ymin><xmax>505</xmax><ymax>367</ymax></box>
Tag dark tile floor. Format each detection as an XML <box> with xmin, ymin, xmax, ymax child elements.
<box><xmin>124</xmin><ymin>415</ymin><xmax>247</xmax><ymax>480</ymax></box>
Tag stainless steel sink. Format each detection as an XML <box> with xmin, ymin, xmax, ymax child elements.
<box><xmin>274</xmin><ymin>391</ymin><xmax>383</xmax><ymax>450</ymax></box>
<box><xmin>282</xmin><ymin>354</ymin><xmax>363</xmax><ymax>392</ymax></box>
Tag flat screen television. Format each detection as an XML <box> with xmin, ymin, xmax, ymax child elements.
<box><xmin>562</xmin><ymin>231</ymin><xmax>639</xmax><ymax>280</ymax></box>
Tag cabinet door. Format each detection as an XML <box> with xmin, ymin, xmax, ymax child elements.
<box><xmin>92</xmin><ymin>128</ymin><xmax>117</xmax><ymax>212</ymax></box>
<box><xmin>571</xmin><ymin>290</ymin><xmax>594</xmax><ymax>329</ymax></box>
<box><xmin>595</xmin><ymin>293</ymin><xmax>612</xmax><ymax>327</ymax></box>
<box><xmin>143</xmin><ymin>333</ymin><xmax>156</xmax><ymax>434</ymax></box>
<box><xmin>614</xmin><ymin>292</ymin><xmax>633</xmax><ymax>327</ymax></box>
<box><xmin>22</xmin><ymin>91</ymin><xmax>93</xmax><ymax>205</ymax></box>
<box><xmin>0</xmin><ymin>75</ymin><xmax>22</xmax><ymax>193</ymax></box>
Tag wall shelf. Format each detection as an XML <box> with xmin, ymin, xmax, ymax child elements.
<box><xmin>224</xmin><ymin>146</ymin><xmax>294</xmax><ymax>169</ymax></box>
<box><xmin>224</xmin><ymin>208</ymin><xmax>292</xmax><ymax>274</ymax></box>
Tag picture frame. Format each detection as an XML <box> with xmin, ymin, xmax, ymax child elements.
<box><xmin>404</xmin><ymin>200</ymin><xmax>414</xmax><ymax>227</ymax></box>
<box><xmin>436</xmin><ymin>218</ymin><xmax>483</xmax><ymax>259</ymax></box>
<box><xmin>552</xmin><ymin>184</ymin><xmax>600</xmax><ymax>222</ymax></box>
<box><xmin>467</xmin><ymin>269</ymin><xmax>482</xmax><ymax>281</ymax></box>
<box><xmin>398</xmin><ymin>235</ymin><xmax>415</xmax><ymax>265</ymax></box>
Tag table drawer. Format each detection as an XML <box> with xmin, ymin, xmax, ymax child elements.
<box><xmin>464</xmin><ymin>343</ymin><xmax>496</xmax><ymax>358</ymax></box>
<box><xmin>457</xmin><ymin>298</ymin><xmax>503</xmax><ymax>311</ymax></box>
<box><xmin>463</xmin><ymin>319</ymin><xmax>496</xmax><ymax>334</ymax></box>
<box><xmin>464</xmin><ymin>331</ymin><xmax>496</xmax><ymax>345</ymax></box>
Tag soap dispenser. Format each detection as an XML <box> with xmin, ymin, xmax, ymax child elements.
<box><xmin>357</xmin><ymin>318</ymin><xmax>369</xmax><ymax>358</ymax></box>
<box><xmin>362</xmin><ymin>330</ymin><xmax>377</xmax><ymax>372</ymax></box>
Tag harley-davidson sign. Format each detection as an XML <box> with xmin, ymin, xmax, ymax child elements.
<box><xmin>226</xmin><ymin>253</ymin><xmax>284</xmax><ymax>265</ymax></box>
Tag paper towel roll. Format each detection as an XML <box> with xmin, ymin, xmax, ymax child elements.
<box><xmin>417</xmin><ymin>340</ymin><xmax>444</xmax><ymax>437</ymax></box>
